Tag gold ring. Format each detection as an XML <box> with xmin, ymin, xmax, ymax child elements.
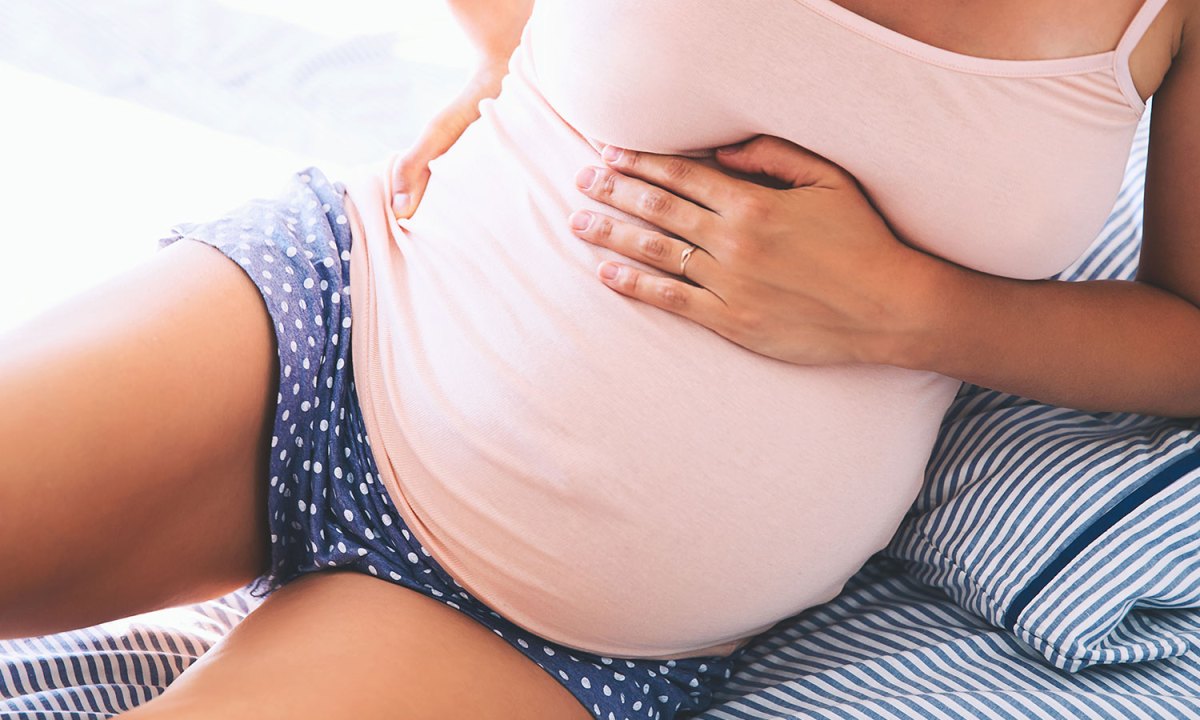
<box><xmin>679</xmin><ymin>245</ymin><xmax>697</xmax><ymax>277</ymax></box>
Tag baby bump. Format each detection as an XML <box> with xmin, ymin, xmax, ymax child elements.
<box><xmin>369</xmin><ymin>194</ymin><xmax>961</xmax><ymax>656</ymax></box>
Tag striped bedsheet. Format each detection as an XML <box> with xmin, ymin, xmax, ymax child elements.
<box><xmin>6</xmin><ymin>559</ymin><xmax>1200</xmax><ymax>719</ymax></box>
<box><xmin>884</xmin><ymin>102</ymin><xmax>1200</xmax><ymax>676</ymax></box>
<box><xmin>0</xmin><ymin>594</ymin><xmax>258</xmax><ymax>718</ymax></box>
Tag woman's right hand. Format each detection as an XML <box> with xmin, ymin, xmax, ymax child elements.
<box><xmin>390</xmin><ymin>59</ymin><xmax>511</xmax><ymax>219</ymax></box>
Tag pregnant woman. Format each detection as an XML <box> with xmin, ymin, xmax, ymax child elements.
<box><xmin>2</xmin><ymin>0</ymin><xmax>1196</xmax><ymax>718</ymax></box>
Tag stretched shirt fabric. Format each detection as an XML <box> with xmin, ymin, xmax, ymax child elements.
<box><xmin>344</xmin><ymin>0</ymin><xmax>1165</xmax><ymax>659</ymax></box>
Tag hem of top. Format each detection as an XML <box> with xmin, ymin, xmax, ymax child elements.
<box><xmin>790</xmin><ymin>0</ymin><xmax>1117</xmax><ymax>77</ymax></box>
<box><xmin>356</xmin><ymin>367</ymin><xmax>750</xmax><ymax>660</ymax></box>
<box><xmin>360</xmin><ymin>403</ymin><xmax>754</xmax><ymax>660</ymax></box>
<box><xmin>343</xmin><ymin>174</ymin><xmax>522</xmax><ymax>654</ymax></box>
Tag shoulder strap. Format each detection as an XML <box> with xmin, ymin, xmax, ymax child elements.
<box><xmin>1115</xmin><ymin>0</ymin><xmax>1169</xmax><ymax>58</ymax></box>
<box><xmin>1113</xmin><ymin>0</ymin><xmax>1169</xmax><ymax>113</ymax></box>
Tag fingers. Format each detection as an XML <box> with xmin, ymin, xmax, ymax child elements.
<box><xmin>568</xmin><ymin>210</ymin><xmax>718</xmax><ymax>289</ymax></box>
<box><xmin>594</xmin><ymin>257</ymin><xmax>730</xmax><ymax>327</ymax></box>
<box><xmin>391</xmin><ymin>66</ymin><xmax>505</xmax><ymax>219</ymax></box>
<box><xmin>390</xmin><ymin>164</ymin><xmax>429</xmax><ymax>219</ymax></box>
<box><xmin>597</xmin><ymin>145</ymin><xmax>753</xmax><ymax>214</ymax></box>
<box><xmin>714</xmin><ymin>136</ymin><xmax>852</xmax><ymax>190</ymax></box>
<box><xmin>391</xmin><ymin>103</ymin><xmax>478</xmax><ymax>218</ymax></box>
<box><xmin>574</xmin><ymin>164</ymin><xmax>717</xmax><ymax>242</ymax></box>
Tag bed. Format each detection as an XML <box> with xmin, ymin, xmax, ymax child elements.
<box><xmin>3</xmin><ymin>2</ymin><xmax>1198</xmax><ymax>718</ymax></box>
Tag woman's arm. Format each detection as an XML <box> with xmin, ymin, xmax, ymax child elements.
<box><xmin>899</xmin><ymin>2</ymin><xmax>1200</xmax><ymax>418</ymax></box>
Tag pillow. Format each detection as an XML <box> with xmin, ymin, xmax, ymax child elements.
<box><xmin>884</xmin><ymin>100</ymin><xmax>1200</xmax><ymax>673</ymax></box>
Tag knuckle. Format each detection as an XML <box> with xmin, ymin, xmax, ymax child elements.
<box><xmin>662</xmin><ymin>156</ymin><xmax>691</xmax><ymax>182</ymax></box>
<box><xmin>638</xmin><ymin>190</ymin><xmax>671</xmax><ymax>216</ymax></box>
<box><xmin>599</xmin><ymin>171</ymin><xmax>618</xmax><ymax>197</ymax></box>
<box><xmin>732</xmin><ymin>193</ymin><xmax>769</xmax><ymax>220</ymax></box>
<box><xmin>739</xmin><ymin>193</ymin><xmax>768</xmax><ymax>218</ymax></box>
<box><xmin>597</xmin><ymin>216</ymin><xmax>615</xmax><ymax>241</ymax></box>
<box><xmin>724</xmin><ymin>234</ymin><xmax>757</xmax><ymax>265</ymax></box>
<box><xmin>713</xmin><ymin>317</ymin><xmax>737</xmax><ymax>343</ymax></box>
<box><xmin>657</xmin><ymin>282</ymin><xmax>688</xmax><ymax>308</ymax></box>
<box><xmin>397</xmin><ymin>152</ymin><xmax>423</xmax><ymax>172</ymax></box>
<box><xmin>625</xmin><ymin>268</ymin><xmax>641</xmax><ymax>293</ymax></box>
<box><xmin>638</xmin><ymin>233</ymin><xmax>669</xmax><ymax>260</ymax></box>
<box><xmin>733</xmin><ymin>307</ymin><xmax>763</xmax><ymax>337</ymax></box>
<box><xmin>713</xmin><ymin>311</ymin><xmax>741</xmax><ymax>343</ymax></box>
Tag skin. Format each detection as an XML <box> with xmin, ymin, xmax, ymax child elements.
<box><xmin>0</xmin><ymin>240</ymin><xmax>591</xmax><ymax>720</ymax></box>
<box><xmin>572</xmin><ymin>0</ymin><xmax>1200</xmax><ymax>417</ymax></box>
<box><xmin>390</xmin><ymin>0</ymin><xmax>536</xmax><ymax>218</ymax></box>
<box><xmin>1</xmin><ymin>2</ymin><xmax>1191</xmax><ymax>718</ymax></box>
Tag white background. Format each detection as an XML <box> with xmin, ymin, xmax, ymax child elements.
<box><xmin>0</xmin><ymin>0</ymin><xmax>474</xmax><ymax>333</ymax></box>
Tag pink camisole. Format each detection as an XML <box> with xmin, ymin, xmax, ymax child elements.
<box><xmin>343</xmin><ymin>0</ymin><xmax>1165</xmax><ymax>659</ymax></box>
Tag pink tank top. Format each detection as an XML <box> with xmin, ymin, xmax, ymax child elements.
<box><xmin>344</xmin><ymin>0</ymin><xmax>1165</xmax><ymax>659</ymax></box>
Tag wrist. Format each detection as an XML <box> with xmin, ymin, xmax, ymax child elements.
<box><xmin>866</xmin><ymin>248</ymin><xmax>959</xmax><ymax>371</ymax></box>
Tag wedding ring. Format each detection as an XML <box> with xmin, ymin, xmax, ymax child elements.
<box><xmin>679</xmin><ymin>244</ymin><xmax>697</xmax><ymax>277</ymax></box>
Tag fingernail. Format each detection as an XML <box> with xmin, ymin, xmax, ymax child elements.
<box><xmin>716</xmin><ymin>144</ymin><xmax>741</xmax><ymax>154</ymax></box>
<box><xmin>570</xmin><ymin>210</ymin><xmax>593</xmax><ymax>231</ymax></box>
<box><xmin>601</xmin><ymin>145</ymin><xmax>623</xmax><ymax>163</ymax></box>
<box><xmin>392</xmin><ymin>192</ymin><xmax>410</xmax><ymax>216</ymax></box>
<box><xmin>575</xmin><ymin>167</ymin><xmax>597</xmax><ymax>190</ymax></box>
<box><xmin>599</xmin><ymin>263</ymin><xmax>620</xmax><ymax>280</ymax></box>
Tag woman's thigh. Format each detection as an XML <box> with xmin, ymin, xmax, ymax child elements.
<box><xmin>119</xmin><ymin>570</ymin><xmax>593</xmax><ymax>720</ymax></box>
<box><xmin>0</xmin><ymin>238</ymin><xmax>276</xmax><ymax>638</ymax></box>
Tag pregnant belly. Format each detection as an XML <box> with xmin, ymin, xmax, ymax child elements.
<box><xmin>349</xmin><ymin>158</ymin><xmax>961</xmax><ymax>657</ymax></box>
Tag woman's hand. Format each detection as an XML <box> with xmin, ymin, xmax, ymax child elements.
<box><xmin>390</xmin><ymin>59</ymin><xmax>510</xmax><ymax>219</ymax></box>
<box><xmin>568</xmin><ymin>136</ymin><xmax>938</xmax><ymax>367</ymax></box>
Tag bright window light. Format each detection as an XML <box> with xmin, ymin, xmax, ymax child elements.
<box><xmin>211</xmin><ymin>0</ymin><xmax>474</xmax><ymax>66</ymax></box>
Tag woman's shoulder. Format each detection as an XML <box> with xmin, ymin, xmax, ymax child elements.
<box><xmin>1167</xmin><ymin>0</ymin><xmax>1196</xmax><ymax>61</ymax></box>
<box><xmin>1159</xmin><ymin>0</ymin><xmax>1198</xmax><ymax>87</ymax></box>
<box><xmin>1124</xmin><ymin>0</ymin><xmax>1191</xmax><ymax>104</ymax></box>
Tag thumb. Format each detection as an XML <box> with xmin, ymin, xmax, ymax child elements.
<box><xmin>714</xmin><ymin>136</ymin><xmax>849</xmax><ymax>189</ymax></box>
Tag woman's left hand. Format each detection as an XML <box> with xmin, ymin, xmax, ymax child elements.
<box><xmin>569</xmin><ymin>136</ymin><xmax>935</xmax><ymax>367</ymax></box>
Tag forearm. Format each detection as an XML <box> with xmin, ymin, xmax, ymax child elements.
<box><xmin>447</xmin><ymin>0</ymin><xmax>534</xmax><ymax>67</ymax></box>
<box><xmin>895</xmin><ymin>256</ymin><xmax>1200</xmax><ymax>418</ymax></box>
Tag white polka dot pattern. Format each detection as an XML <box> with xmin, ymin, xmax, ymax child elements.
<box><xmin>157</xmin><ymin>167</ymin><xmax>742</xmax><ymax>720</ymax></box>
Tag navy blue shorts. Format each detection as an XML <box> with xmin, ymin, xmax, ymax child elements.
<box><xmin>158</xmin><ymin>167</ymin><xmax>746</xmax><ymax>720</ymax></box>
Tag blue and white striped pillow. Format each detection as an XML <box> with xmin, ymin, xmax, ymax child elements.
<box><xmin>885</xmin><ymin>101</ymin><xmax>1200</xmax><ymax>673</ymax></box>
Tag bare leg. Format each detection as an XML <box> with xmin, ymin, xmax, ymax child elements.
<box><xmin>0</xmin><ymin>239</ymin><xmax>277</xmax><ymax>638</ymax></box>
<box><xmin>118</xmin><ymin>570</ymin><xmax>592</xmax><ymax>719</ymax></box>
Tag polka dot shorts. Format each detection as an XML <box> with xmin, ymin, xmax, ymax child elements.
<box><xmin>157</xmin><ymin>167</ymin><xmax>746</xmax><ymax>720</ymax></box>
